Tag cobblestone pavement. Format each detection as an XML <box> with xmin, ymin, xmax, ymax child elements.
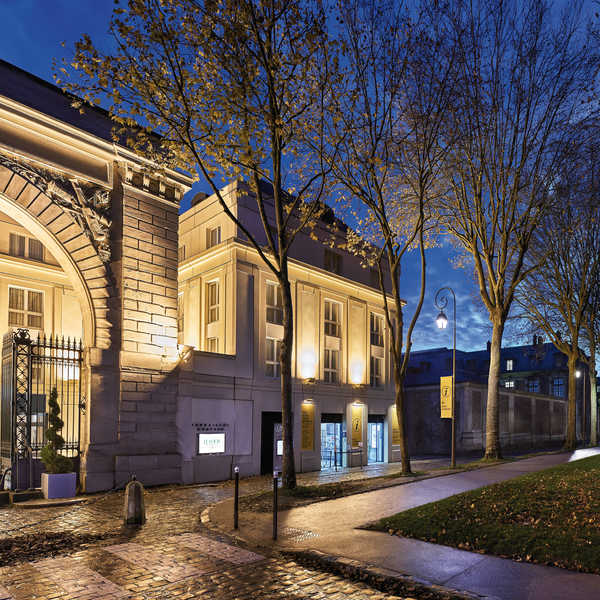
<box><xmin>0</xmin><ymin>480</ymin><xmax>416</xmax><ymax>599</ymax></box>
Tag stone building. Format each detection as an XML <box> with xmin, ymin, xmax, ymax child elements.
<box><xmin>0</xmin><ymin>60</ymin><xmax>192</xmax><ymax>491</ymax></box>
<box><xmin>177</xmin><ymin>181</ymin><xmax>399</xmax><ymax>482</ymax></box>
<box><xmin>404</xmin><ymin>340</ymin><xmax>592</xmax><ymax>456</ymax></box>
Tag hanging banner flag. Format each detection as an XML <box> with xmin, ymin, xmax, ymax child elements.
<box><xmin>440</xmin><ymin>375</ymin><xmax>453</xmax><ymax>419</ymax></box>
<box><xmin>301</xmin><ymin>402</ymin><xmax>315</xmax><ymax>451</ymax></box>
<box><xmin>351</xmin><ymin>404</ymin><xmax>363</xmax><ymax>447</ymax></box>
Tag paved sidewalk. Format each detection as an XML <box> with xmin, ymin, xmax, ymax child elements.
<box><xmin>212</xmin><ymin>448</ymin><xmax>600</xmax><ymax>600</ymax></box>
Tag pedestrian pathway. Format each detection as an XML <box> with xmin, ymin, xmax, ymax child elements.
<box><xmin>213</xmin><ymin>448</ymin><xmax>600</xmax><ymax>600</ymax></box>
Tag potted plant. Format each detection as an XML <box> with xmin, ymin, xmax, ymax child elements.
<box><xmin>40</xmin><ymin>387</ymin><xmax>76</xmax><ymax>499</ymax></box>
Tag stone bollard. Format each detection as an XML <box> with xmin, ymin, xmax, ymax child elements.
<box><xmin>123</xmin><ymin>475</ymin><xmax>146</xmax><ymax>526</ymax></box>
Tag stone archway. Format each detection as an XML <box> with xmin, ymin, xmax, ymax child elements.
<box><xmin>0</xmin><ymin>155</ymin><xmax>114</xmax><ymax>350</ymax></box>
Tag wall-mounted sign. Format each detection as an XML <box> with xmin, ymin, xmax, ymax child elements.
<box><xmin>440</xmin><ymin>376</ymin><xmax>453</xmax><ymax>419</ymax></box>
<box><xmin>301</xmin><ymin>402</ymin><xmax>315</xmax><ymax>451</ymax></box>
<box><xmin>391</xmin><ymin>407</ymin><xmax>402</xmax><ymax>446</ymax></box>
<box><xmin>351</xmin><ymin>404</ymin><xmax>363</xmax><ymax>448</ymax></box>
<box><xmin>276</xmin><ymin>440</ymin><xmax>283</xmax><ymax>456</ymax></box>
<box><xmin>198</xmin><ymin>433</ymin><xmax>225</xmax><ymax>454</ymax></box>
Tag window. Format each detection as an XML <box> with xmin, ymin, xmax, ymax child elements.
<box><xmin>8</xmin><ymin>287</ymin><xmax>43</xmax><ymax>330</ymax></box>
<box><xmin>324</xmin><ymin>300</ymin><xmax>341</xmax><ymax>338</ymax></box>
<box><xmin>504</xmin><ymin>380</ymin><xmax>515</xmax><ymax>389</ymax></box>
<box><xmin>370</xmin><ymin>355</ymin><xmax>382</xmax><ymax>387</ymax></box>
<box><xmin>506</xmin><ymin>359</ymin><xmax>514</xmax><ymax>371</ymax></box>
<box><xmin>9</xmin><ymin>234</ymin><xmax>44</xmax><ymax>261</ymax></box>
<box><xmin>178</xmin><ymin>245</ymin><xmax>186</xmax><ymax>262</ymax></box>
<box><xmin>370</xmin><ymin>313</ymin><xmax>384</xmax><ymax>347</ymax></box>
<box><xmin>265</xmin><ymin>337</ymin><xmax>280</xmax><ymax>377</ymax></box>
<box><xmin>528</xmin><ymin>379</ymin><xmax>540</xmax><ymax>393</ymax></box>
<box><xmin>206</xmin><ymin>337</ymin><xmax>218</xmax><ymax>353</ymax></box>
<box><xmin>206</xmin><ymin>226</ymin><xmax>221</xmax><ymax>249</ymax></box>
<box><xmin>324</xmin><ymin>349</ymin><xmax>339</xmax><ymax>383</ymax></box>
<box><xmin>552</xmin><ymin>377</ymin><xmax>565</xmax><ymax>398</ymax></box>
<box><xmin>266</xmin><ymin>282</ymin><xmax>283</xmax><ymax>325</ymax></box>
<box><xmin>9</xmin><ymin>233</ymin><xmax>25</xmax><ymax>257</ymax></box>
<box><xmin>207</xmin><ymin>281</ymin><xmax>219</xmax><ymax>323</ymax></box>
<box><xmin>324</xmin><ymin>249</ymin><xmax>342</xmax><ymax>274</ymax></box>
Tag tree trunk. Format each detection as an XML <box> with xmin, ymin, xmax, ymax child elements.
<box><xmin>394</xmin><ymin>367</ymin><xmax>411</xmax><ymax>475</ymax></box>
<box><xmin>279</xmin><ymin>268</ymin><xmax>297</xmax><ymax>489</ymax></box>
<box><xmin>590</xmin><ymin>342</ymin><xmax>598</xmax><ymax>447</ymax></box>
<box><xmin>484</xmin><ymin>318</ymin><xmax>505</xmax><ymax>459</ymax></box>
<box><xmin>564</xmin><ymin>352</ymin><xmax>577</xmax><ymax>451</ymax></box>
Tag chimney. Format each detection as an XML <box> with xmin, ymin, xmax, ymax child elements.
<box><xmin>191</xmin><ymin>192</ymin><xmax>209</xmax><ymax>207</ymax></box>
<box><xmin>486</xmin><ymin>340</ymin><xmax>491</xmax><ymax>352</ymax></box>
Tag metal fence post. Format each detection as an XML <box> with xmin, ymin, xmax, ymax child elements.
<box><xmin>233</xmin><ymin>466</ymin><xmax>239</xmax><ymax>529</ymax></box>
<box><xmin>272</xmin><ymin>470</ymin><xmax>278</xmax><ymax>540</ymax></box>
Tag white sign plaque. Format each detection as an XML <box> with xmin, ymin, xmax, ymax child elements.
<box><xmin>198</xmin><ymin>433</ymin><xmax>225</xmax><ymax>454</ymax></box>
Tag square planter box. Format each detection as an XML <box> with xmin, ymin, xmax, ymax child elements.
<box><xmin>41</xmin><ymin>472</ymin><xmax>76</xmax><ymax>499</ymax></box>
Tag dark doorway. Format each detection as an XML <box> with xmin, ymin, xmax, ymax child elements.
<box><xmin>260</xmin><ymin>412</ymin><xmax>282</xmax><ymax>475</ymax></box>
<box><xmin>320</xmin><ymin>413</ymin><xmax>346</xmax><ymax>470</ymax></box>
<box><xmin>368</xmin><ymin>414</ymin><xmax>385</xmax><ymax>464</ymax></box>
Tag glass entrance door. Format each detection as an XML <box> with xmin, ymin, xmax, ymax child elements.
<box><xmin>367</xmin><ymin>421</ymin><xmax>384</xmax><ymax>463</ymax></box>
<box><xmin>320</xmin><ymin>421</ymin><xmax>345</xmax><ymax>470</ymax></box>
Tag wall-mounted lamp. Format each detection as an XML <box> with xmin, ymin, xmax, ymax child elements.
<box><xmin>300</xmin><ymin>350</ymin><xmax>317</xmax><ymax>380</ymax></box>
<box><xmin>350</xmin><ymin>362</ymin><xmax>364</xmax><ymax>385</ymax></box>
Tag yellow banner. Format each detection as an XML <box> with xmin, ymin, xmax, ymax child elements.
<box><xmin>391</xmin><ymin>407</ymin><xmax>402</xmax><ymax>446</ymax></box>
<box><xmin>301</xmin><ymin>402</ymin><xmax>315</xmax><ymax>451</ymax></box>
<box><xmin>351</xmin><ymin>404</ymin><xmax>363</xmax><ymax>447</ymax></box>
<box><xmin>440</xmin><ymin>375</ymin><xmax>453</xmax><ymax>419</ymax></box>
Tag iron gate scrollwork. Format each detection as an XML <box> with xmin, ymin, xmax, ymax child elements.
<box><xmin>0</xmin><ymin>329</ymin><xmax>84</xmax><ymax>490</ymax></box>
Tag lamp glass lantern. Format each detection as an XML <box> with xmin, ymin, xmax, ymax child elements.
<box><xmin>436</xmin><ymin>310</ymin><xmax>448</xmax><ymax>330</ymax></box>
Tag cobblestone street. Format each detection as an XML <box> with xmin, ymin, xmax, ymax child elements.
<box><xmin>0</xmin><ymin>478</ymin><xmax>418</xmax><ymax>599</ymax></box>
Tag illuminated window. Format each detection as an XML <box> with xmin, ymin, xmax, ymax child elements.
<box><xmin>370</xmin><ymin>313</ymin><xmax>384</xmax><ymax>347</ymax></box>
<box><xmin>9</xmin><ymin>233</ymin><xmax>25</xmax><ymax>257</ymax></box>
<box><xmin>206</xmin><ymin>226</ymin><xmax>221</xmax><ymax>249</ymax></box>
<box><xmin>266</xmin><ymin>282</ymin><xmax>283</xmax><ymax>325</ymax></box>
<box><xmin>8</xmin><ymin>287</ymin><xmax>43</xmax><ymax>330</ymax></box>
<box><xmin>28</xmin><ymin>239</ymin><xmax>44</xmax><ymax>261</ymax></box>
<box><xmin>207</xmin><ymin>281</ymin><xmax>219</xmax><ymax>323</ymax></box>
<box><xmin>506</xmin><ymin>359</ymin><xmax>514</xmax><ymax>371</ymax></box>
<box><xmin>9</xmin><ymin>234</ymin><xmax>44</xmax><ymax>261</ymax></box>
<box><xmin>324</xmin><ymin>300</ymin><xmax>341</xmax><ymax>338</ymax></box>
<box><xmin>370</xmin><ymin>355</ymin><xmax>382</xmax><ymax>388</ymax></box>
<box><xmin>324</xmin><ymin>349</ymin><xmax>339</xmax><ymax>383</ymax></box>
<box><xmin>552</xmin><ymin>377</ymin><xmax>565</xmax><ymax>398</ymax></box>
<box><xmin>504</xmin><ymin>380</ymin><xmax>514</xmax><ymax>389</ymax></box>
<box><xmin>528</xmin><ymin>379</ymin><xmax>540</xmax><ymax>393</ymax></box>
<box><xmin>206</xmin><ymin>337</ymin><xmax>218</xmax><ymax>353</ymax></box>
<box><xmin>265</xmin><ymin>337</ymin><xmax>280</xmax><ymax>377</ymax></box>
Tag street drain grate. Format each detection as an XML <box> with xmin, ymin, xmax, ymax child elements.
<box><xmin>278</xmin><ymin>527</ymin><xmax>319</xmax><ymax>542</ymax></box>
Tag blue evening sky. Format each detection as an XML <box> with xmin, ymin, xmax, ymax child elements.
<box><xmin>0</xmin><ymin>0</ymin><xmax>493</xmax><ymax>352</ymax></box>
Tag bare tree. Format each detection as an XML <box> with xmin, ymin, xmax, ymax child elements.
<box><xmin>318</xmin><ymin>1</ymin><xmax>456</xmax><ymax>473</ymax></box>
<box><xmin>516</xmin><ymin>139</ymin><xmax>600</xmax><ymax>449</ymax></box>
<box><xmin>59</xmin><ymin>0</ymin><xmax>335</xmax><ymax>489</ymax></box>
<box><xmin>438</xmin><ymin>0</ymin><xmax>591</xmax><ymax>458</ymax></box>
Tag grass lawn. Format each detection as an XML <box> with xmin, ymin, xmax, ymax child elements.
<box><xmin>373</xmin><ymin>454</ymin><xmax>600</xmax><ymax>574</ymax></box>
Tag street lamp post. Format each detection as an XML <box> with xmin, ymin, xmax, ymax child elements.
<box><xmin>435</xmin><ymin>287</ymin><xmax>456</xmax><ymax>468</ymax></box>
<box><xmin>576</xmin><ymin>369</ymin><xmax>587</xmax><ymax>445</ymax></box>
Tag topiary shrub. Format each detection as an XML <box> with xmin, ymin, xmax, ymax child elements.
<box><xmin>40</xmin><ymin>387</ymin><xmax>73</xmax><ymax>474</ymax></box>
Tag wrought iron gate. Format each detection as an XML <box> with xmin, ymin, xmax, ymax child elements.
<box><xmin>1</xmin><ymin>329</ymin><xmax>84</xmax><ymax>490</ymax></box>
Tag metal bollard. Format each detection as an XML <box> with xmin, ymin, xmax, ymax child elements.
<box><xmin>233</xmin><ymin>466</ymin><xmax>239</xmax><ymax>529</ymax></box>
<box><xmin>124</xmin><ymin>475</ymin><xmax>146</xmax><ymax>525</ymax></box>
<box><xmin>272</xmin><ymin>470</ymin><xmax>278</xmax><ymax>540</ymax></box>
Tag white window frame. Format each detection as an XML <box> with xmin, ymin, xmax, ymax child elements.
<box><xmin>324</xmin><ymin>348</ymin><xmax>340</xmax><ymax>383</ymax></box>
<box><xmin>504</xmin><ymin>380</ymin><xmax>515</xmax><ymax>389</ymax></box>
<box><xmin>9</xmin><ymin>233</ymin><xmax>44</xmax><ymax>262</ymax></box>
<box><xmin>265</xmin><ymin>337</ymin><xmax>280</xmax><ymax>378</ymax></box>
<box><xmin>206</xmin><ymin>226</ymin><xmax>221</xmax><ymax>249</ymax></box>
<box><xmin>266</xmin><ymin>282</ymin><xmax>283</xmax><ymax>325</ymax></box>
<box><xmin>552</xmin><ymin>377</ymin><xmax>564</xmax><ymax>398</ymax></box>
<box><xmin>206</xmin><ymin>337</ymin><xmax>219</xmax><ymax>353</ymax></box>
<box><xmin>370</xmin><ymin>355</ymin><xmax>383</xmax><ymax>388</ymax></box>
<box><xmin>207</xmin><ymin>281</ymin><xmax>219</xmax><ymax>324</ymax></box>
<box><xmin>370</xmin><ymin>313</ymin><xmax>384</xmax><ymax>347</ymax></box>
<box><xmin>8</xmin><ymin>286</ymin><xmax>44</xmax><ymax>331</ymax></box>
<box><xmin>324</xmin><ymin>300</ymin><xmax>341</xmax><ymax>338</ymax></box>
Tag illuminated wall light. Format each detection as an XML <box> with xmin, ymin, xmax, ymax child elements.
<box><xmin>350</xmin><ymin>361</ymin><xmax>364</xmax><ymax>385</ymax></box>
<box><xmin>300</xmin><ymin>350</ymin><xmax>316</xmax><ymax>379</ymax></box>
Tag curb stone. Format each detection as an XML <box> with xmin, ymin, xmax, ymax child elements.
<box><xmin>283</xmin><ymin>549</ymin><xmax>498</xmax><ymax>600</ymax></box>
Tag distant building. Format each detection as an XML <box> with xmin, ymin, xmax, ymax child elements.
<box><xmin>404</xmin><ymin>338</ymin><xmax>592</xmax><ymax>455</ymax></box>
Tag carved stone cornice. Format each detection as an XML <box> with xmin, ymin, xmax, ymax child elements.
<box><xmin>0</xmin><ymin>152</ymin><xmax>112</xmax><ymax>262</ymax></box>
